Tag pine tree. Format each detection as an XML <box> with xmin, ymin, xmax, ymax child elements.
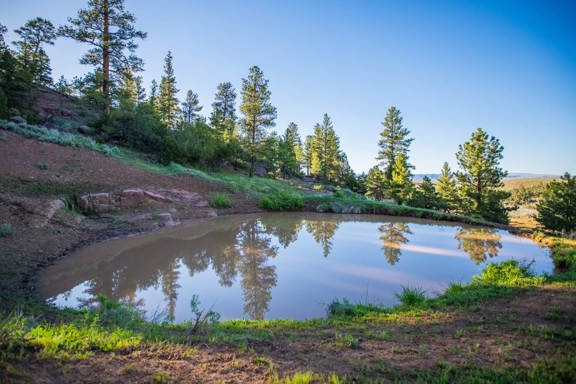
<box><xmin>181</xmin><ymin>90</ymin><xmax>202</xmax><ymax>124</ymax></box>
<box><xmin>239</xmin><ymin>66</ymin><xmax>277</xmax><ymax>177</ymax></box>
<box><xmin>60</xmin><ymin>0</ymin><xmax>146</xmax><ymax>113</ymax></box>
<box><xmin>0</xmin><ymin>23</ymin><xmax>7</xmax><ymax>51</ymax></box>
<box><xmin>436</xmin><ymin>162</ymin><xmax>458</xmax><ymax>212</ymax></box>
<box><xmin>54</xmin><ymin>76</ymin><xmax>73</xmax><ymax>96</ymax></box>
<box><xmin>377</xmin><ymin>106</ymin><xmax>413</xmax><ymax>178</ymax></box>
<box><xmin>148</xmin><ymin>79</ymin><xmax>158</xmax><ymax>106</ymax></box>
<box><xmin>390</xmin><ymin>152</ymin><xmax>414</xmax><ymax>204</ymax></box>
<box><xmin>412</xmin><ymin>176</ymin><xmax>441</xmax><ymax>209</ymax></box>
<box><xmin>276</xmin><ymin>122</ymin><xmax>302</xmax><ymax>178</ymax></box>
<box><xmin>536</xmin><ymin>172</ymin><xmax>576</xmax><ymax>233</ymax></box>
<box><xmin>210</xmin><ymin>82</ymin><xmax>237</xmax><ymax>139</ymax></box>
<box><xmin>303</xmin><ymin>135</ymin><xmax>314</xmax><ymax>176</ymax></box>
<box><xmin>13</xmin><ymin>17</ymin><xmax>57</xmax><ymax>86</ymax></box>
<box><xmin>134</xmin><ymin>76</ymin><xmax>145</xmax><ymax>104</ymax></box>
<box><xmin>157</xmin><ymin>51</ymin><xmax>180</xmax><ymax>128</ymax></box>
<box><xmin>365</xmin><ymin>166</ymin><xmax>387</xmax><ymax>200</ymax></box>
<box><xmin>117</xmin><ymin>66</ymin><xmax>137</xmax><ymax>107</ymax></box>
<box><xmin>455</xmin><ymin>128</ymin><xmax>509</xmax><ymax>223</ymax></box>
<box><xmin>310</xmin><ymin>114</ymin><xmax>341</xmax><ymax>182</ymax></box>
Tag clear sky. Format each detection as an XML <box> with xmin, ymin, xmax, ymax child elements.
<box><xmin>3</xmin><ymin>0</ymin><xmax>575</xmax><ymax>175</ymax></box>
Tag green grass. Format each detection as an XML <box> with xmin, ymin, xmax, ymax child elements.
<box><xmin>259</xmin><ymin>190</ymin><xmax>304</xmax><ymax>211</ymax></box>
<box><xmin>209</xmin><ymin>192</ymin><xmax>233</xmax><ymax>208</ymax></box>
<box><xmin>395</xmin><ymin>287</ymin><xmax>427</xmax><ymax>307</ymax></box>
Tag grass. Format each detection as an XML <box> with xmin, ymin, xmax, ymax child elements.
<box><xmin>208</xmin><ymin>192</ymin><xmax>233</xmax><ymax>208</ymax></box>
<box><xmin>0</xmin><ymin>119</ymin><xmax>119</xmax><ymax>157</ymax></box>
<box><xmin>395</xmin><ymin>287</ymin><xmax>427</xmax><ymax>307</ymax></box>
<box><xmin>259</xmin><ymin>190</ymin><xmax>304</xmax><ymax>211</ymax></box>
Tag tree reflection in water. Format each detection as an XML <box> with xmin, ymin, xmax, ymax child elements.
<box><xmin>78</xmin><ymin>218</ymin><xmax>279</xmax><ymax>320</ymax></box>
<box><xmin>455</xmin><ymin>227</ymin><xmax>502</xmax><ymax>264</ymax></box>
<box><xmin>378</xmin><ymin>223</ymin><xmax>412</xmax><ymax>265</ymax></box>
<box><xmin>304</xmin><ymin>218</ymin><xmax>340</xmax><ymax>257</ymax></box>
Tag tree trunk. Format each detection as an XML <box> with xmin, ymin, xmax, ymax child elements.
<box><xmin>102</xmin><ymin>0</ymin><xmax>110</xmax><ymax>115</ymax></box>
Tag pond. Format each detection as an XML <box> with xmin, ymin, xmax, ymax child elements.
<box><xmin>39</xmin><ymin>213</ymin><xmax>552</xmax><ymax>321</ymax></box>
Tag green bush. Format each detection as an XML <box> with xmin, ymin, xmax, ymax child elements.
<box><xmin>35</xmin><ymin>161</ymin><xmax>48</xmax><ymax>170</ymax></box>
<box><xmin>209</xmin><ymin>192</ymin><xmax>233</xmax><ymax>209</ymax></box>
<box><xmin>0</xmin><ymin>223</ymin><xmax>13</xmax><ymax>238</ymax></box>
<box><xmin>395</xmin><ymin>286</ymin><xmax>427</xmax><ymax>307</ymax></box>
<box><xmin>473</xmin><ymin>260</ymin><xmax>544</xmax><ymax>287</ymax></box>
<box><xmin>259</xmin><ymin>191</ymin><xmax>303</xmax><ymax>211</ymax></box>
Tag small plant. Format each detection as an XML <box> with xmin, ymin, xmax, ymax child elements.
<box><xmin>395</xmin><ymin>286</ymin><xmax>427</xmax><ymax>307</ymax></box>
<box><xmin>187</xmin><ymin>295</ymin><xmax>220</xmax><ymax>337</ymax></box>
<box><xmin>35</xmin><ymin>161</ymin><xmax>48</xmax><ymax>170</ymax></box>
<box><xmin>259</xmin><ymin>190</ymin><xmax>303</xmax><ymax>211</ymax></box>
<box><xmin>209</xmin><ymin>192</ymin><xmax>233</xmax><ymax>208</ymax></box>
<box><xmin>335</xmin><ymin>332</ymin><xmax>360</xmax><ymax>349</ymax></box>
<box><xmin>0</xmin><ymin>223</ymin><xmax>13</xmax><ymax>238</ymax></box>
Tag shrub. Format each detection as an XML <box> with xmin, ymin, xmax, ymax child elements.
<box><xmin>473</xmin><ymin>260</ymin><xmax>544</xmax><ymax>287</ymax></box>
<box><xmin>259</xmin><ymin>191</ymin><xmax>303</xmax><ymax>211</ymax></box>
<box><xmin>0</xmin><ymin>223</ymin><xmax>12</xmax><ymax>238</ymax></box>
<box><xmin>35</xmin><ymin>161</ymin><xmax>48</xmax><ymax>170</ymax></box>
<box><xmin>209</xmin><ymin>192</ymin><xmax>233</xmax><ymax>209</ymax></box>
<box><xmin>395</xmin><ymin>286</ymin><xmax>427</xmax><ymax>307</ymax></box>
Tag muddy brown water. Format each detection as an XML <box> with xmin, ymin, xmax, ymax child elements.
<box><xmin>39</xmin><ymin>213</ymin><xmax>552</xmax><ymax>321</ymax></box>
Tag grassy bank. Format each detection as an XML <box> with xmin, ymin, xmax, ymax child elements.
<box><xmin>1</xmin><ymin>259</ymin><xmax>575</xmax><ymax>382</ymax></box>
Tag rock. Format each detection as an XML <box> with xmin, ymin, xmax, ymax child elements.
<box><xmin>157</xmin><ymin>212</ymin><xmax>179</xmax><ymax>227</ymax></box>
<box><xmin>31</xmin><ymin>199</ymin><xmax>65</xmax><ymax>228</ymax></box>
<box><xmin>120</xmin><ymin>189</ymin><xmax>146</xmax><ymax>207</ymax></box>
<box><xmin>143</xmin><ymin>190</ymin><xmax>173</xmax><ymax>203</ymax></box>
<box><xmin>78</xmin><ymin>193</ymin><xmax>114</xmax><ymax>213</ymax></box>
<box><xmin>9</xmin><ymin>115</ymin><xmax>26</xmax><ymax>125</ymax></box>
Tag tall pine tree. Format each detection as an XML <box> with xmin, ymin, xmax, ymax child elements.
<box><xmin>13</xmin><ymin>17</ymin><xmax>57</xmax><ymax>86</ymax></box>
<box><xmin>239</xmin><ymin>66</ymin><xmax>277</xmax><ymax>177</ymax></box>
<box><xmin>436</xmin><ymin>162</ymin><xmax>459</xmax><ymax>212</ymax></box>
<box><xmin>157</xmin><ymin>51</ymin><xmax>180</xmax><ymax>128</ymax></box>
<box><xmin>60</xmin><ymin>0</ymin><xmax>146</xmax><ymax>113</ymax></box>
<box><xmin>210</xmin><ymin>81</ymin><xmax>237</xmax><ymax>139</ymax></box>
<box><xmin>390</xmin><ymin>152</ymin><xmax>414</xmax><ymax>204</ymax></box>
<box><xmin>455</xmin><ymin>128</ymin><xmax>509</xmax><ymax>223</ymax></box>
<box><xmin>377</xmin><ymin>106</ymin><xmax>413</xmax><ymax>178</ymax></box>
<box><xmin>181</xmin><ymin>90</ymin><xmax>202</xmax><ymax>124</ymax></box>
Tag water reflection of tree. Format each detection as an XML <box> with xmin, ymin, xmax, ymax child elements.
<box><xmin>160</xmin><ymin>260</ymin><xmax>180</xmax><ymax>320</ymax></box>
<box><xmin>455</xmin><ymin>227</ymin><xmax>502</xmax><ymax>264</ymax></box>
<box><xmin>260</xmin><ymin>216</ymin><xmax>303</xmax><ymax>248</ymax></box>
<box><xmin>378</xmin><ymin>223</ymin><xmax>412</xmax><ymax>265</ymax></box>
<box><xmin>236</xmin><ymin>220</ymin><xmax>278</xmax><ymax>320</ymax></box>
<box><xmin>304</xmin><ymin>219</ymin><xmax>340</xmax><ymax>257</ymax></box>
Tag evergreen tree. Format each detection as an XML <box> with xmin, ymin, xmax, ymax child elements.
<box><xmin>455</xmin><ymin>128</ymin><xmax>509</xmax><ymax>223</ymax></box>
<box><xmin>117</xmin><ymin>66</ymin><xmax>137</xmax><ymax>107</ymax></box>
<box><xmin>377</xmin><ymin>106</ymin><xmax>413</xmax><ymax>178</ymax></box>
<box><xmin>210</xmin><ymin>82</ymin><xmax>237</xmax><ymax>139</ymax></box>
<box><xmin>134</xmin><ymin>75</ymin><xmax>145</xmax><ymax>104</ymax></box>
<box><xmin>60</xmin><ymin>0</ymin><xmax>146</xmax><ymax>113</ymax></box>
<box><xmin>536</xmin><ymin>173</ymin><xmax>576</xmax><ymax>233</ymax></box>
<box><xmin>311</xmin><ymin>114</ymin><xmax>341</xmax><ymax>182</ymax></box>
<box><xmin>157</xmin><ymin>51</ymin><xmax>180</xmax><ymax>128</ymax></box>
<box><xmin>411</xmin><ymin>176</ymin><xmax>441</xmax><ymax>209</ymax></box>
<box><xmin>13</xmin><ymin>17</ymin><xmax>57</xmax><ymax>86</ymax></box>
<box><xmin>303</xmin><ymin>135</ymin><xmax>314</xmax><ymax>176</ymax></box>
<box><xmin>276</xmin><ymin>122</ymin><xmax>302</xmax><ymax>178</ymax></box>
<box><xmin>54</xmin><ymin>75</ymin><xmax>73</xmax><ymax>96</ymax></box>
<box><xmin>365</xmin><ymin>166</ymin><xmax>387</xmax><ymax>200</ymax></box>
<box><xmin>239</xmin><ymin>66</ymin><xmax>277</xmax><ymax>177</ymax></box>
<box><xmin>148</xmin><ymin>79</ymin><xmax>158</xmax><ymax>106</ymax></box>
<box><xmin>181</xmin><ymin>90</ymin><xmax>202</xmax><ymax>124</ymax></box>
<box><xmin>436</xmin><ymin>162</ymin><xmax>459</xmax><ymax>212</ymax></box>
<box><xmin>390</xmin><ymin>152</ymin><xmax>414</xmax><ymax>204</ymax></box>
<box><xmin>0</xmin><ymin>23</ymin><xmax>7</xmax><ymax>51</ymax></box>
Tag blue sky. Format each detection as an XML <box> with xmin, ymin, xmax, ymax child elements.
<box><xmin>3</xmin><ymin>0</ymin><xmax>575</xmax><ymax>174</ymax></box>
